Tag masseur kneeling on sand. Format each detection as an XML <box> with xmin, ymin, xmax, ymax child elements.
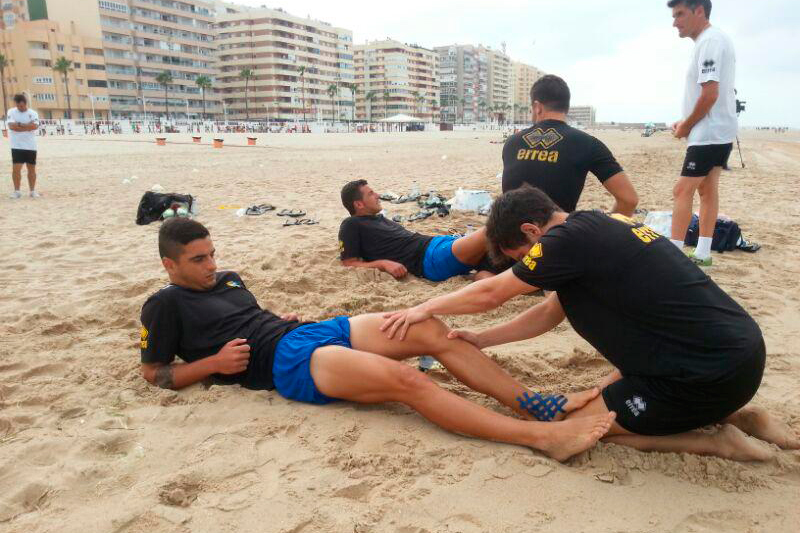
<box><xmin>382</xmin><ymin>186</ymin><xmax>800</xmax><ymax>461</ymax></box>
<box><xmin>138</xmin><ymin>218</ymin><xmax>615</xmax><ymax>461</ymax></box>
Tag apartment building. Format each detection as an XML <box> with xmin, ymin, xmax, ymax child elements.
<box><xmin>0</xmin><ymin>19</ymin><xmax>111</xmax><ymax>119</ymax></box>
<box><xmin>435</xmin><ymin>44</ymin><xmax>512</xmax><ymax>123</ymax></box>
<box><xmin>511</xmin><ymin>61</ymin><xmax>542</xmax><ymax>123</ymax></box>
<box><xmin>214</xmin><ymin>4</ymin><xmax>354</xmax><ymax>121</ymax></box>
<box><xmin>567</xmin><ymin>105</ymin><xmax>596</xmax><ymax>127</ymax></box>
<box><xmin>354</xmin><ymin>39</ymin><xmax>438</xmax><ymax>122</ymax></box>
<box><xmin>38</xmin><ymin>0</ymin><xmax>219</xmax><ymax>120</ymax></box>
<box><xmin>1</xmin><ymin>0</ymin><xmax>30</xmax><ymax>30</ymax></box>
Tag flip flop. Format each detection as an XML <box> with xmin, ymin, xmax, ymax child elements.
<box><xmin>408</xmin><ymin>209</ymin><xmax>434</xmax><ymax>222</ymax></box>
<box><xmin>245</xmin><ymin>204</ymin><xmax>275</xmax><ymax>215</ymax></box>
<box><xmin>282</xmin><ymin>218</ymin><xmax>318</xmax><ymax>227</ymax></box>
<box><xmin>277</xmin><ymin>209</ymin><xmax>306</xmax><ymax>217</ymax></box>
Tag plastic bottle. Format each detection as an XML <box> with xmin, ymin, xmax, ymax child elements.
<box><xmin>465</xmin><ymin>224</ymin><xmax>475</xmax><ymax>235</ymax></box>
<box><xmin>418</xmin><ymin>355</ymin><xmax>437</xmax><ymax>372</ymax></box>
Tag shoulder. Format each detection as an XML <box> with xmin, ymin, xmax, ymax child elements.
<box><xmin>504</xmin><ymin>128</ymin><xmax>529</xmax><ymax>147</ymax></box>
<box><xmin>339</xmin><ymin>216</ymin><xmax>361</xmax><ymax>231</ymax></box>
<box><xmin>30</xmin><ymin>109</ymin><xmax>39</xmax><ymax>119</ymax></box>
<box><xmin>143</xmin><ymin>283</ymin><xmax>179</xmax><ymax>307</ymax></box>
<box><xmin>217</xmin><ymin>270</ymin><xmax>245</xmax><ymax>287</ymax></box>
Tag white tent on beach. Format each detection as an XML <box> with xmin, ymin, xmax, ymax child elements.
<box><xmin>379</xmin><ymin>114</ymin><xmax>423</xmax><ymax>123</ymax></box>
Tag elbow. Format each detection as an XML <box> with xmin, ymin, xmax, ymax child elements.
<box><xmin>624</xmin><ymin>190</ymin><xmax>639</xmax><ymax>211</ymax></box>
<box><xmin>482</xmin><ymin>290</ymin><xmax>506</xmax><ymax>311</ymax></box>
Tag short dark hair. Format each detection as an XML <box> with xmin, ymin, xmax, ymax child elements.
<box><xmin>485</xmin><ymin>185</ymin><xmax>562</xmax><ymax>261</ymax></box>
<box><xmin>13</xmin><ymin>94</ymin><xmax>27</xmax><ymax>104</ymax></box>
<box><xmin>530</xmin><ymin>75</ymin><xmax>570</xmax><ymax>113</ymax></box>
<box><xmin>158</xmin><ymin>218</ymin><xmax>210</xmax><ymax>260</ymax></box>
<box><xmin>667</xmin><ymin>0</ymin><xmax>711</xmax><ymax>19</ymax></box>
<box><xmin>341</xmin><ymin>179</ymin><xmax>368</xmax><ymax>215</ymax></box>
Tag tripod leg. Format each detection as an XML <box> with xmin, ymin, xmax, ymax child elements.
<box><xmin>736</xmin><ymin>136</ymin><xmax>745</xmax><ymax>168</ymax></box>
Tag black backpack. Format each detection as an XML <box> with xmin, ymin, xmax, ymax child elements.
<box><xmin>135</xmin><ymin>191</ymin><xmax>194</xmax><ymax>225</ymax></box>
<box><xmin>684</xmin><ymin>215</ymin><xmax>741</xmax><ymax>253</ymax></box>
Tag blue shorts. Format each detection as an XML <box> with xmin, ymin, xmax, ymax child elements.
<box><xmin>422</xmin><ymin>235</ymin><xmax>473</xmax><ymax>282</ymax></box>
<box><xmin>272</xmin><ymin>316</ymin><xmax>351</xmax><ymax>405</ymax></box>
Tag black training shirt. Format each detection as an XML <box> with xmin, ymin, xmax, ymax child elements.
<box><xmin>338</xmin><ymin>215</ymin><xmax>433</xmax><ymax>277</ymax></box>
<box><xmin>139</xmin><ymin>271</ymin><xmax>307</xmax><ymax>390</ymax></box>
<box><xmin>502</xmin><ymin>119</ymin><xmax>623</xmax><ymax>212</ymax></box>
<box><xmin>511</xmin><ymin>211</ymin><xmax>762</xmax><ymax>381</ymax></box>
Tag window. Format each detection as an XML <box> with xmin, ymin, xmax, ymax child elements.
<box><xmin>57</xmin><ymin>44</ymin><xmax>65</xmax><ymax>51</ymax></box>
<box><xmin>30</xmin><ymin>59</ymin><xmax>52</xmax><ymax>67</ymax></box>
<box><xmin>28</xmin><ymin>41</ymin><xmax>49</xmax><ymax>50</ymax></box>
<box><xmin>98</xmin><ymin>0</ymin><xmax>128</xmax><ymax>13</ymax></box>
<box><xmin>73</xmin><ymin>62</ymin><xmax>81</xmax><ymax>68</ymax></box>
<box><xmin>84</xmin><ymin>48</ymin><xmax>103</xmax><ymax>56</ymax></box>
<box><xmin>34</xmin><ymin>93</ymin><xmax>56</xmax><ymax>102</ymax></box>
<box><xmin>72</xmin><ymin>46</ymin><xmax>80</xmax><ymax>53</ymax></box>
<box><xmin>33</xmin><ymin>76</ymin><xmax>53</xmax><ymax>84</ymax></box>
<box><xmin>88</xmin><ymin>80</ymin><xmax>108</xmax><ymax>88</ymax></box>
<box><xmin>86</xmin><ymin>63</ymin><xmax>106</xmax><ymax>70</ymax></box>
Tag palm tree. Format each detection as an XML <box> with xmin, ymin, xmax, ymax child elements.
<box><xmin>382</xmin><ymin>89</ymin><xmax>391</xmax><ymax>119</ymax></box>
<box><xmin>195</xmin><ymin>75</ymin><xmax>212</xmax><ymax>120</ymax></box>
<box><xmin>478</xmin><ymin>99</ymin><xmax>488</xmax><ymax>122</ymax></box>
<box><xmin>0</xmin><ymin>54</ymin><xmax>8</xmax><ymax>118</ymax></box>
<box><xmin>327</xmin><ymin>83</ymin><xmax>338</xmax><ymax>123</ymax></box>
<box><xmin>458</xmin><ymin>96</ymin><xmax>466</xmax><ymax>123</ymax></box>
<box><xmin>239</xmin><ymin>68</ymin><xmax>253</xmax><ymax>120</ymax></box>
<box><xmin>365</xmin><ymin>90</ymin><xmax>377</xmax><ymax>122</ymax></box>
<box><xmin>346</xmin><ymin>82</ymin><xmax>358</xmax><ymax>123</ymax></box>
<box><xmin>297</xmin><ymin>65</ymin><xmax>306</xmax><ymax>122</ymax></box>
<box><xmin>155</xmin><ymin>71</ymin><xmax>173</xmax><ymax>120</ymax></box>
<box><xmin>52</xmin><ymin>56</ymin><xmax>73</xmax><ymax>119</ymax></box>
<box><xmin>410</xmin><ymin>90</ymin><xmax>420</xmax><ymax>117</ymax></box>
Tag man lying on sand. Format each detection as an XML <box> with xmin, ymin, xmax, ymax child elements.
<box><xmin>139</xmin><ymin>218</ymin><xmax>615</xmax><ymax>461</ymax></box>
<box><xmin>338</xmin><ymin>180</ymin><xmax>494</xmax><ymax>281</ymax></box>
<box><xmin>382</xmin><ymin>186</ymin><xmax>800</xmax><ymax>461</ymax></box>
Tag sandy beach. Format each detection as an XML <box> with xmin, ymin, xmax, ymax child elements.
<box><xmin>0</xmin><ymin>128</ymin><xmax>799</xmax><ymax>532</ymax></box>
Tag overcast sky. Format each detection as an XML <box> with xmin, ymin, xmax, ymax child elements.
<box><xmin>235</xmin><ymin>0</ymin><xmax>799</xmax><ymax>127</ymax></box>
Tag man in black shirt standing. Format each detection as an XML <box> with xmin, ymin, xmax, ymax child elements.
<box><xmin>382</xmin><ymin>187</ymin><xmax>800</xmax><ymax>460</ymax></box>
<box><xmin>139</xmin><ymin>218</ymin><xmax>616</xmax><ymax>461</ymax></box>
<box><xmin>338</xmin><ymin>180</ymin><xmax>494</xmax><ymax>281</ymax></box>
<box><xmin>502</xmin><ymin>75</ymin><xmax>639</xmax><ymax>216</ymax></box>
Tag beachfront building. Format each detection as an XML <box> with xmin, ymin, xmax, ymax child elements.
<box><xmin>511</xmin><ymin>60</ymin><xmax>542</xmax><ymax>124</ymax></box>
<box><xmin>35</xmin><ymin>0</ymin><xmax>220</xmax><ymax>120</ymax></box>
<box><xmin>354</xmin><ymin>39</ymin><xmax>438</xmax><ymax>122</ymax></box>
<box><xmin>0</xmin><ymin>18</ymin><xmax>111</xmax><ymax>119</ymax></box>
<box><xmin>567</xmin><ymin>105</ymin><xmax>596</xmax><ymax>127</ymax></box>
<box><xmin>435</xmin><ymin>44</ymin><xmax>512</xmax><ymax>124</ymax></box>
<box><xmin>1</xmin><ymin>0</ymin><xmax>30</xmax><ymax>30</ymax></box>
<box><xmin>213</xmin><ymin>4</ymin><xmax>354</xmax><ymax>122</ymax></box>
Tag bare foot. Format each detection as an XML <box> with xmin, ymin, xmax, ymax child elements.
<box><xmin>597</xmin><ymin>369</ymin><xmax>622</xmax><ymax>389</ymax></box>
<box><xmin>715</xmin><ymin>424</ymin><xmax>775</xmax><ymax>462</ymax></box>
<box><xmin>550</xmin><ymin>387</ymin><xmax>601</xmax><ymax>421</ymax></box>
<box><xmin>725</xmin><ymin>406</ymin><xmax>800</xmax><ymax>450</ymax></box>
<box><xmin>537</xmin><ymin>412</ymin><xmax>616</xmax><ymax>462</ymax></box>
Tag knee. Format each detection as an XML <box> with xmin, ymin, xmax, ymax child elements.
<box><xmin>673</xmin><ymin>182</ymin><xmax>695</xmax><ymax>199</ymax></box>
<box><xmin>410</xmin><ymin>317</ymin><xmax>450</xmax><ymax>345</ymax></box>
<box><xmin>393</xmin><ymin>364</ymin><xmax>435</xmax><ymax>398</ymax></box>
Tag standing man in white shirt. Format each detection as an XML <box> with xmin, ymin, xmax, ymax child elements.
<box><xmin>7</xmin><ymin>94</ymin><xmax>40</xmax><ymax>199</ymax></box>
<box><xmin>668</xmin><ymin>0</ymin><xmax>737</xmax><ymax>266</ymax></box>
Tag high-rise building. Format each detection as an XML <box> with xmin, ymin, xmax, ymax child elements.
<box><xmin>214</xmin><ymin>4</ymin><xmax>354</xmax><ymax>122</ymax></box>
<box><xmin>511</xmin><ymin>61</ymin><xmax>542</xmax><ymax>123</ymax></box>
<box><xmin>567</xmin><ymin>105</ymin><xmax>596</xmax><ymax>127</ymax></box>
<box><xmin>435</xmin><ymin>44</ymin><xmax>512</xmax><ymax>123</ymax></box>
<box><xmin>354</xmin><ymin>39</ymin><xmax>438</xmax><ymax>122</ymax></box>
<box><xmin>40</xmin><ymin>0</ymin><xmax>220</xmax><ymax>120</ymax></box>
<box><xmin>0</xmin><ymin>18</ymin><xmax>111</xmax><ymax>119</ymax></box>
<box><xmin>1</xmin><ymin>0</ymin><xmax>30</xmax><ymax>30</ymax></box>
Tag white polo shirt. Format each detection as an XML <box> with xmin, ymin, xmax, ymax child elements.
<box><xmin>682</xmin><ymin>26</ymin><xmax>737</xmax><ymax>146</ymax></box>
<box><xmin>7</xmin><ymin>107</ymin><xmax>39</xmax><ymax>151</ymax></box>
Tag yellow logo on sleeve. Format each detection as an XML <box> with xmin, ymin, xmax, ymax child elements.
<box><xmin>339</xmin><ymin>240</ymin><xmax>344</xmax><ymax>252</ymax></box>
<box><xmin>522</xmin><ymin>243</ymin><xmax>542</xmax><ymax>271</ymax></box>
<box><xmin>140</xmin><ymin>326</ymin><xmax>149</xmax><ymax>349</ymax></box>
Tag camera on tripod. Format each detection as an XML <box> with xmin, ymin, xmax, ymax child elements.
<box><xmin>736</xmin><ymin>99</ymin><xmax>746</xmax><ymax>115</ymax></box>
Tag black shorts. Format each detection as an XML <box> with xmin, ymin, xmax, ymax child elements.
<box><xmin>11</xmin><ymin>149</ymin><xmax>37</xmax><ymax>165</ymax></box>
<box><xmin>602</xmin><ymin>339</ymin><xmax>765</xmax><ymax>436</ymax></box>
<box><xmin>681</xmin><ymin>143</ymin><xmax>732</xmax><ymax>177</ymax></box>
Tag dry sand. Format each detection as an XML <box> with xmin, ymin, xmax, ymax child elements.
<box><xmin>0</xmin><ymin>129</ymin><xmax>799</xmax><ymax>532</ymax></box>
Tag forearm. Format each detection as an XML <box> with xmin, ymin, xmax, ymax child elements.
<box><xmin>684</xmin><ymin>92</ymin><xmax>717</xmax><ymax>130</ymax></box>
<box><xmin>477</xmin><ymin>296</ymin><xmax>565</xmax><ymax>348</ymax></box>
<box><xmin>420</xmin><ymin>278</ymin><xmax>505</xmax><ymax>316</ymax></box>
<box><xmin>147</xmin><ymin>357</ymin><xmax>218</xmax><ymax>390</ymax></box>
<box><xmin>342</xmin><ymin>258</ymin><xmax>384</xmax><ymax>270</ymax></box>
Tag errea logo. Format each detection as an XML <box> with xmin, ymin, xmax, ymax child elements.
<box><xmin>522</xmin><ymin>243</ymin><xmax>542</xmax><ymax>271</ymax></box>
<box><xmin>687</xmin><ymin>161</ymin><xmax>697</xmax><ymax>171</ymax></box>
<box><xmin>701</xmin><ymin>59</ymin><xmax>716</xmax><ymax>74</ymax></box>
<box><xmin>226</xmin><ymin>280</ymin><xmax>242</xmax><ymax>288</ymax></box>
<box><xmin>625</xmin><ymin>396</ymin><xmax>647</xmax><ymax>417</ymax></box>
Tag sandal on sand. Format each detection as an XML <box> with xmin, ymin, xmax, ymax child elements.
<box><xmin>245</xmin><ymin>204</ymin><xmax>275</xmax><ymax>215</ymax></box>
<box><xmin>277</xmin><ymin>209</ymin><xmax>306</xmax><ymax>217</ymax></box>
<box><xmin>408</xmin><ymin>209</ymin><xmax>434</xmax><ymax>222</ymax></box>
<box><xmin>282</xmin><ymin>218</ymin><xmax>318</xmax><ymax>227</ymax></box>
<box><xmin>516</xmin><ymin>392</ymin><xmax>567</xmax><ymax>421</ymax></box>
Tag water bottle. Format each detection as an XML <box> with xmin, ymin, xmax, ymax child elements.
<box><xmin>465</xmin><ymin>224</ymin><xmax>475</xmax><ymax>235</ymax></box>
<box><xmin>418</xmin><ymin>355</ymin><xmax>437</xmax><ymax>372</ymax></box>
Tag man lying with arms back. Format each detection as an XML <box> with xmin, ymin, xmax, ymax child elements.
<box><xmin>138</xmin><ymin>217</ymin><xmax>615</xmax><ymax>461</ymax></box>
